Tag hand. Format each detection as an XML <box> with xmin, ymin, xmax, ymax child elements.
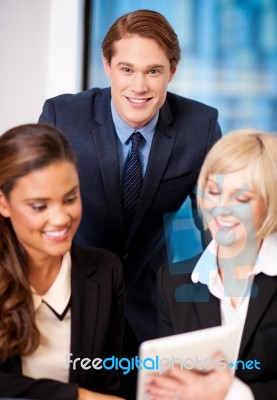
<box><xmin>78</xmin><ymin>387</ymin><xmax>125</xmax><ymax>400</ymax></box>
<box><xmin>144</xmin><ymin>357</ymin><xmax>233</xmax><ymax>400</ymax></box>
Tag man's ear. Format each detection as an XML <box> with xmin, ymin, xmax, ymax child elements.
<box><xmin>102</xmin><ymin>55</ymin><xmax>111</xmax><ymax>78</ymax></box>
<box><xmin>0</xmin><ymin>191</ymin><xmax>11</xmax><ymax>218</ymax></box>
<box><xmin>168</xmin><ymin>65</ymin><xmax>177</xmax><ymax>82</ymax></box>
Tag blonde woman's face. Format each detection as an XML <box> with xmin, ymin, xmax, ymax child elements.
<box><xmin>201</xmin><ymin>168</ymin><xmax>266</xmax><ymax>254</ymax></box>
<box><xmin>0</xmin><ymin>161</ymin><xmax>82</xmax><ymax>265</ymax></box>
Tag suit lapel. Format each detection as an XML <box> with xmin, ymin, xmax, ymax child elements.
<box><xmin>91</xmin><ymin>93</ymin><xmax>179</xmax><ymax>243</ymax></box>
<box><xmin>126</xmin><ymin>101</ymin><xmax>177</xmax><ymax>244</ymax></box>
<box><xmin>92</xmin><ymin>90</ymin><xmax>124</xmax><ymax>233</ymax></box>
<box><xmin>182</xmin><ymin>275</ymin><xmax>277</xmax><ymax>360</ymax></box>
<box><xmin>69</xmin><ymin>245</ymin><xmax>100</xmax><ymax>386</ymax></box>
<box><xmin>239</xmin><ymin>273</ymin><xmax>277</xmax><ymax>358</ymax></box>
<box><xmin>193</xmin><ymin>287</ymin><xmax>222</xmax><ymax>329</ymax></box>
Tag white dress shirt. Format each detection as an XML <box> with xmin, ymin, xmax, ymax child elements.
<box><xmin>191</xmin><ymin>232</ymin><xmax>277</xmax><ymax>400</ymax></box>
<box><xmin>22</xmin><ymin>252</ymin><xmax>71</xmax><ymax>383</ymax></box>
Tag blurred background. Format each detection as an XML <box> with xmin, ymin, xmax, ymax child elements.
<box><xmin>1</xmin><ymin>0</ymin><xmax>276</xmax><ymax>134</ymax></box>
<box><xmin>88</xmin><ymin>0</ymin><xmax>277</xmax><ymax>134</ymax></box>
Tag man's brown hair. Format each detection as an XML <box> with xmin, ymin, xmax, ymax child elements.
<box><xmin>102</xmin><ymin>9</ymin><xmax>181</xmax><ymax>69</ymax></box>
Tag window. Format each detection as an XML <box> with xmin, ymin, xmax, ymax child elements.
<box><xmin>86</xmin><ymin>0</ymin><xmax>277</xmax><ymax>133</ymax></box>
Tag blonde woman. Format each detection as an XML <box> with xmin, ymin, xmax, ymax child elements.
<box><xmin>146</xmin><ymin>129</ymin><xmax>277</xmax><ymax>400</ymax></box>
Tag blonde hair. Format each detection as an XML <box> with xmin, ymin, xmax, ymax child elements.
<box><xmin>197</xmin><ymin>128</ymin><xmax>277</xmax><ymax>239</ymax></box>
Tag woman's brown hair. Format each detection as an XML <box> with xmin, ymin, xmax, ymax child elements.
<box><xmin>102</xmin><ymin>9</ymin><xmax>181</xmax><ymax>69</ymax></box>
<box><xmin>0</xmin><ymin>123</ymin><xmax>76</xmax><ymax>360</ymax></box>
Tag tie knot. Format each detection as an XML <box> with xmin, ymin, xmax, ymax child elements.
<box><xmin>130</xmin><ymin>131</ymin><xmax>144</xmax><ymax>150</ymax></box>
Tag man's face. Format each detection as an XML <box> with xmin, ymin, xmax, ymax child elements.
<box><xmin>103</xmin><ymin>35</ymin><xmax>176</xmax><ymax>129</ymax></box>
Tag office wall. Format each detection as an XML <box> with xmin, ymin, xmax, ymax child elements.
<box><xmin>0</xmin><ymin>0</ymin><xmax>84</xmax><ymax>133</ymax></box>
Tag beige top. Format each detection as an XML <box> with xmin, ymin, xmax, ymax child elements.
<box><xmin>22</xmin><ymin>251</ymin><xmax>71</xmax><ymax>383</ymax></box>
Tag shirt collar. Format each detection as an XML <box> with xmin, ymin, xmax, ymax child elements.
<box><xmin>192</xmin><ymin>232</ymin><xmax>277</xmax><ymax>286</ymax></box>
<box><xmin>111</xmin><ymin>100</ymin><xmax>159</xmax><ymax>144</ymax></box>
<box><xmin>249</xmin><ymin>232</ymin><xmax>277</xmax><ymax>276</ymax></box>
<box><xmin>191</xmin><ymin>240</ymin><xmax>218</xmax><ymax>285</ymax></box>
<box><xmin>32</xmin><ymin>251</ymin><xmax>71</xmax><ymax>315</ymax></box>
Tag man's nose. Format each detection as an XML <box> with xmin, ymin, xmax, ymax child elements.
<box><xmin>131</xmin><ymin>73</ymin><xmax>147</xmax><ymax>93</ymax></box>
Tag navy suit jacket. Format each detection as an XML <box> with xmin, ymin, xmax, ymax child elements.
<box><xmin>0</xmin><ymin>244</ymin><xmax>125</xmax><ymax>400</ymax></box>
<box><xmin>158</xmin><ymin>259</ymin><xmax>277</xmax><ymax>400</ymax></box>
<box><xmin>39</xmin><ymin>87</ymin><xmax>221</xmax><ymax>342</ymax></box>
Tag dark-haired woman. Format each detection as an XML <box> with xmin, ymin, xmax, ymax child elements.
<box><xmin>0</xmin><ymin>124</ymin><xmax>125</xmax><ymax>400</ymax></box>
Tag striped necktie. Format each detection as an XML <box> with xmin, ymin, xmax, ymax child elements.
<box><xmin>122</xmin><ymin>131</ymin><xmax>144</xmax><ymax>227</ymax></box>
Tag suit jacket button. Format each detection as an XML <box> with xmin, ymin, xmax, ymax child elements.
<box><xmin>123</xmin><ymin>253</ymin><xmax>128</xmax><ymax>260</ymax></box>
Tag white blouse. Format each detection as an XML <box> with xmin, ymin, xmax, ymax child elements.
<box><xmin>22</xmin><ymin>252</ymin><xmax>71</xmax><ymax>383</ymax></box>
<box><xmin>191</xmin><ymin>233</ymin><xmax>277</xmax><ymax>399</ymax></box>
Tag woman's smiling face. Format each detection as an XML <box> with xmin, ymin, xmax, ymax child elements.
<box><xmin>0</xmin><ymin>161</ymin><xmax>82</xmax><ymax>265</ymax></box>
<box><xmin>202</xmin><ymin>168</ymin><xmax>266</xmax><ymax>255</ymax></box>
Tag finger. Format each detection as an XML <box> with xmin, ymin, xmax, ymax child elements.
<box><xmin>145</xmin><ymin>374</ymin><xmax>183</xmax><ymax>399</ymax></box>
<box><xmin>167</xmin><ymin>367</ymin><xmax>199</xmax><ymax>382</ymax></box>
<box><xmin>145</xmin><ymin>383</ymin><xmax>182</xmax><ymax>400</ymax></box>
<box><xmin>146</xmin><ymin>373</ymin><xmax>179</xmax><ymax>389</ymax></box>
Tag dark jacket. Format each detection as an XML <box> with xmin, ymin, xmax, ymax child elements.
<box><xmin>0</xmin><ymin>244</ymin><xmax>125</xmax><ymax>400</ymax></box>
<box><xmin>39</xmin><ymin>87</ymin><xmax>221</xmax><ymax>342</ymax></box>
<box><xmin>158</xmin><ymin>258</ymin><xmax>277</xmax><ymax>400</ymax></box>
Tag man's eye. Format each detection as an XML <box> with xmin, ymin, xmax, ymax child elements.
<box><xmin>148</xmin><ymin>69</ymin><xmax>159</xmax><ymax>75</ymax></box>
<box><xmin>122</xmin><ymin>67</ymin><xmax>132</xmax><ymax>73</ymax></box>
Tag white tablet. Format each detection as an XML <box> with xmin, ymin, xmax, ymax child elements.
<box><xmin>136</xmin><ymin>324</ymin><xmax>241</xmax><ymax>400</ymax></box>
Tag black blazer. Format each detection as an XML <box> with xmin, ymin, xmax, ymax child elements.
<box><xmin>0</xmin><ymin>244</ymin><xmax>125</xmax><ymax>400</ymax></box>
<box><xmin>39</xmin><ymin>87</ymin><xmax>221</xmax><ymax>342</ymax></box>
<box><xmin>157</xmin><ymin>259</ymin><xmax>277</xmax><ymax>400</ymax></box>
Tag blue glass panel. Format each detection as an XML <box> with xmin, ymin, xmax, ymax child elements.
<box><xmin>88</xmin><ymin>0</ymin><xmax>277</xmax><ymax>133</ymax></box>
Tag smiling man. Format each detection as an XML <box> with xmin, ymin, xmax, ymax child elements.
<box><xmin>39</xmin><ymin>9</ymin><xmax>221</xmax><ymax>398</ymax></box>
<box><xmin>102</xmin><ymin>34</ymin><xmax>176</xmax><ymax>129</ymax></box>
